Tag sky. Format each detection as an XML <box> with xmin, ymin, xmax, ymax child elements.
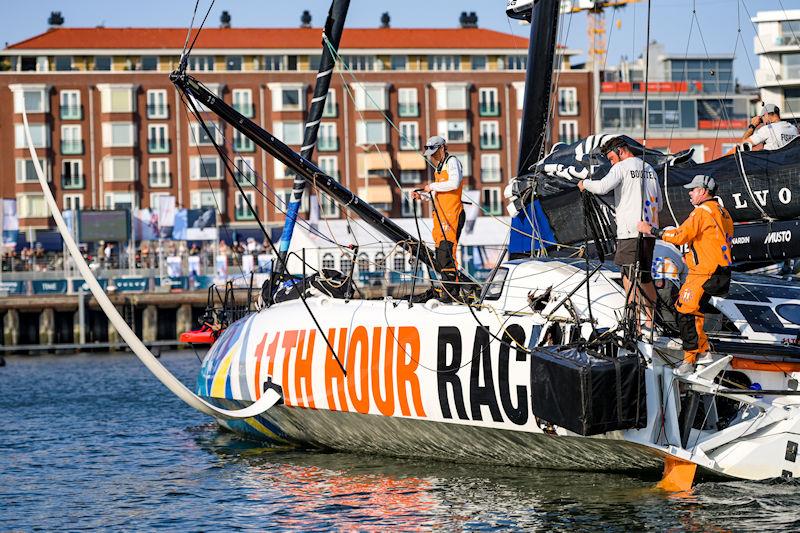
<box><xmin>2</xmin><ymin>0</ymin><xmax>798</xmax><ymax>86</ymax></box>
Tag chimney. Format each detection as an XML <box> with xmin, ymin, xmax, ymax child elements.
<box><xmin>300</xmin><ymin>10</ymin><xmax>312</xmax><ymax>28</ymax></box>
<box><xmin>459</xmin><ymin>11</ymin><xmax>478</xmax><ymax>28</ymax></box>
<box><xmin>48</xmin><ymin>11</ymin><xmax>64</xmax><ymax>28</ymax></box>
<box><xmin>380</xmin><ymin>12</ymin><xmax>390</xmax><ymax>28</ymax></box>
<box><xmin>220</xmin><ymin>11</ymin><xmax>231</xmax><ymax>28</ymax></box>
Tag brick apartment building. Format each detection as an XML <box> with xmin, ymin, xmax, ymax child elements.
<box><xmin>0</xmin><ymin>18</ymin><xmax>594</xmax><ymax>238</ymax></box>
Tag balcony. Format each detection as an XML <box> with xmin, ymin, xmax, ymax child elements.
<box><xmin>61</xmin><ymin>140</ymin><xmax>84</xmax><ymax>155</ymax></box>
<box><xmin>235</xmin><ymin>207</ymin><xmax>256</xmax><ymax>221</ymax></box>
<box><xmin>148</xmin><ymin>140</ymin><xmax>170</xmax><ymax>154</ymax></box>
<box><xmin>148</xmin><ymin>173</ymin><xmax>171</xmax><ymax>187</ymax></box>
<box><xmin>480</xmin><ymin>134</ymin><xmax>501</xmax><ymax>150</ymax></box>
<box><xmin>233</xmin><ymin>103</ymin><xmax>254</xmax><ymax>117</ymax></box>
<box><xmin>233</xmin><ymin>138</ymin><xmax>256</xmax><ymax>152</ymax></box>
<box><xmin>146</xmin><ymin>104</ymin><xmax>168</xmax><ymax>119</ymax></box>
<box><xmin>481</xmin><ymin>169</ymin><xmax>501</xmax><ymax>183</ymax></box>
<box><xmin>479</xmin><ymin>103</ymin><xmax>500</xmax><ymax>117</ymax></box>
<box><xmin>317</xmin><ymin>138</ymin><xmax>339</xmax><ymax>152</ymax></box>
<box><xmin>398</xmin><ymin>103</ymin><xmax>419</xmax><ymax>117</ymax></box>
<box><xmin>60</xmin><ymin>106</ymin><xmax>82</xmax><ymax>120</ymax></box>
<box><xmin>235</xmin><ymin>170</ymin><xmax>256</xmax><ymax>185</ymax></box>
<box><xmin>61</xmin><ymin>174</ymin><xmax>84</xmax><ymax>189</ymax></box>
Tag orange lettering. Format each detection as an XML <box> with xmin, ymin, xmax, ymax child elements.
<box><xmin>324</xmin><ymin>327</ymin><xmax>349</xmax><ymax>412</ymax></box>
<box><xmin>371</xmin><ymin>326</ymin><xmax>395</xmax><ymax>416</ymax></box>
<box><xmin>347</xmin><ymin>326</ymin><xmax>371</xmax><ymax>414</ymax></box>
<box><xmin>254</xmin><ymin>331</ymin><xmax>280</xmax><ymax>399</ymax></box>
<box><xmin>396</xmin><ymin>326</ymin><xmax>426</xmax><ymax>417</ymax></box>
<box><xmin>294</xmin><ymin>329</ymin><xmax>316</xmax><ymax>409</ymax></box>
<box><xmin>280</xmin><ymin>330</ymin><xmax>300</xmax><ymax>406</ymax></box>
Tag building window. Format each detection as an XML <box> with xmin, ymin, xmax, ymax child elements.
<box><xmin>274</xmin><ymin>161</ymin><xmax>298</xmax><ymax>180</ymax></box>
<box><xmin>480</xmin><ymin>154</ymin><xmax>501</xmax><ymax>183</ymax></box>
<box><xmin>341</xmin><ymin>55</ymin><xmax>376</xmax><ymax>71</ymax></box>
<box><xmin>60</xmin><ymin>90</ymin><xmax>81</xmax><ymax>119</ymax></box>
<box><xmin>234</xmin><ymin>156</ymin><xmax>256</xmax><ymax>185</ymax></box>
<box><xmin>98</xmin><ymin>85</ymin><xmax>135</xmax><ymax>113</ymax></box>
<box><xmin>147</xmin><ymin>89</ymin><xmax>168</xmax><ymax>119</ymax></box>
<box><xmin>261</xmin><ymin>55</ymin><xmax>285</xmax><ymax>71</ymax></box>
<box><xmin>600</xmin><ymin>99</ymin><xmax>644</xmax><ymax>129</ymax></box>
<box><xmin>147</xmin><ymin>124</ymin><xmax>169</xmax><ymax>153</ymax></box>
<box><xmin>398</xmin><ymin>88</ymin><xmax>419</xmax><ymax>117</ymax></box>
<box><xmin>61</xmin><ymin>125</ymin><xmax>83</xmax><ymax>155</ymax></box>
<box><xmin>438</xmin><ymin>119</ymin><xmax>470</xmax><ymax>143</ymax></box>
<box><xmin>401</xmin><ymin>189</ymin><xmax>420</xmax><ymax>217</ymax></box>
<box><xmin>322</xmin><ymin>253</ymin><xmax>336</xmax><ymax>270</ymax></box>
<box><xmin>190</xmin><ymin>156</ymin><xmax>221</xmax><ymax>180</ymax></box>
<box><xmin>13</xmin><ymin>87</ymin><xmax>48</xmax><ymax>113</ymax></box>
<box><xmin>235</xmin><ymin>191</ymin><xmax>256</xmax><ymax>220</ymax></box>
<box><xmin>479</xmin><ymin>121</ymin><xmax>500</xmax><ymax>149</ymax></box>
<box><xmin>188</xmin><ymin>55</ymin><xmax>214</xmax><ymax>71</ymax></box>
<box><xmin>318</xmin><ymin>123</ymin><xmax>338</xmax><ymax>151</ymax></box>
<box><xmin>94</xmin><ymin>56</ymin><xmax>112</xmax><ymax>71</ymax></box>
<box><xmin>233</xmin><ymin>129</ymin><xmax>255</xmax><ymax>152</ymax></box>
<box><xmin>148</xmin><ymin>158</ymin><xmax>170</xmax><ymax>188</ymax></box>
<box><xmin>318</xmin><ymin>157</ymin><xmax>340</xmax><ymax>216</ymax></box>
<box><xmin>354</xmin><ymin>83</ymin><xmax>388</xmax><ymax>111</ymax></box>
<box><xmin>482</xmin><ymin>187</ymin><xmax>502</xmax><ymax>215</ymax></box>
<box><xmin>322</xmin><ymin>89</ymin><xmax>337</xmax><ymax>118</ymax></box>
<box><xmin>62</xmin><ymin>160</ymin><xmax>83</xmax><ymax>189</ymax></box>
<box><xmin>786</xmin><ymin>88</ymin><xmax>800</xmax><ymax>114</ymax></box>
<box><xmin>14</xmin><ymin>123</ymin><xmax>49</xmax><ymax>148</ymax></box>
<box><xmin>103</xmin><ymin>157</ymin><xmax>137</xmax><ymax>182</ymax></box>
<box><xmin>357</xmin><ymin>253</ymin><xmax>370</xmax><ymax>274</ymax></box>
<box><xmin>393</xmin><ymin>253</ymin><xmax>406</xmax><ymax>272</ymax></box>
<box><xmin>356</xmin><ymin>121</ymin><xmax>387</xmax><ymax>145</ymax></box>
<box><xmin>190</xmin><ymin>190</ymin><xmax>224</xmax><ymax>212</ymax></box>
<box><xmin>428</xmin><ymin>55</ymin><xmax>461</xmax><ymax>71</ymax></box>
<box><xmin>105</xmin><ymin>191</ymin><xmax>138</xmax><ymax>212</ymax></box>
<box><xmin>479</xmin><ymin>88</ymin><xmax>499</xmax><ymax>116</ymax></box>
<box><xmin>273</xmin><ymin>121</ymin><xmax>303</xmax><ymax>145</ymax></box>
<box><xmin>275</xmin><ymin>189</ymin><xmax>308</xmax><ymax>213</ymax></box>
<box><xmin>340</xmin><ymin>253</ymin><xmax>353</xmax><ymax>275</ymax></box>
<box><xmin>268</xmin><ymin>83</ymin><xmax>305</xmax><ymax>112</ymax></box>
<box><xmin>471</xmin><ymin>55</ymin><xmax>488</xmax><ymax>71</ymax></box>
<box><xmin>226</xmin><ymin>56</ymin><xmax>243</xmax><ymax>71</ymax></box>
<box><xmin>15</xmin><ymin>158</ymin><xmax>49</xmax><ymax>183</ymax></box>
<box><xmin>63</xmin><ymin>194</ymin><xmax>83</xmax><ymax>211</ymax></box>
<box><xmin>648</xmin><ymin>99</ymin><xmax>697</xmax><ymax>129</ymax></box>
<box><xmin>17</xmin><ymin>193</ymin><xmax>48</xmax><ymax>218</ymax></box>
<box><xmin>506</xmin><ymin>55</ymin><xmax>527</xmax><ymax>70</ymax></box>
<box><xmin>399</xmin><ymin>122</ymin><xmax>419</xmax><ymax>150</ymax></box>
<box><xmin>558</xmin><ymin>88</ymin><xmax>578</xmax><ymax>116</ymax></box>
<box><xmin>102</xmin><ymin>122</ymin><xmax>136</xmax><ymax>147</ymax></box>
<box><xmin>189</xmin><ymin>121</ymin><xmax>223</xmax><ymax>146</ymax></box>
<box><xmin>141</xmin><ymin>56</ymin><xmax>158</xmax><ymax>71</ymax></box>
<box><xmin>558</xmin><ymin>120</ymin><xmax>579</xmax><ymax>144</ymax></box>
<box><xmin>318</xmin><ymin>155</ymin><xmax>338</xmax><ymax>179</ymax></box>
<box><xmin>669</xmin><ymin>58</ymin><xmax>732</xmax><ymax>94</ymax></box>
<box><xmin>400</xmin><ymin>170</ymin><xmax>422</xmax><ymax>185</ymax></box>
<box><xmin>451</xmin><ymin>153</ymin><xmax>471</xmax><ymax>177</ymax></box>
<box><xmin>375</xmin><ymin>253</ymin><xmax>386</xmax><ymax>274</ymax></box>
<box><xmin>391</xmin><ymin>55</ymin><xmax>407</xmax><ymax>71</ymax></box>
<box><xmin>433</xmin><ymin>83</ymin><xmax>468</xmax><ymax>110</ymax></box>
<box><xmin>232</xmin><ymin>89</ymin><xmax>254</xmax><ymax>117</ymax></box>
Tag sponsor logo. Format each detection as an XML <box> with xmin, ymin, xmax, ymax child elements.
<box><xmin>731</xmin><ymin>236</ymin><xmax>750</xmax><ymax>245</ymax></box>
<box><xmin>764</xmin><ymin>230</ymin><xmax>792</xmax><ymax>244</ymax></box>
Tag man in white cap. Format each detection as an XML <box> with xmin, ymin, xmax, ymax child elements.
<box><xmin>412</xmin><ymin>135</ymin><xmax>464</xmax><ymax>301</ymax></box>
<box><xmin>638</xmin><ymin>174</ymin><xmax>734</xmax><ymax>377</ymax></box>
<box><xmin>742</xmin><ymin>103</ymin><xmax>798</xmax><ymax>151</ymax></box>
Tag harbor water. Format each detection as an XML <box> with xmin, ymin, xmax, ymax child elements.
<box><xmin>2</xmin><ymin>351</ymin><xmax>799</xmax><ymax>531</ymax></box>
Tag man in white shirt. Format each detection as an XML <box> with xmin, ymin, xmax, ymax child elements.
<box><xmin>577</xmin><ymin>137</ymin><xmax>662</xmax><ymax>330</ymax></box>
<box><xmin>742</xmin><ymin>103</ymin><xmax>799</xmax><ymax>151</ymax></box>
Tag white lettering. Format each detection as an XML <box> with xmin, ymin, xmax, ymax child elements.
<box><xmin>732</xmin><ymin>193</ymin><xmax>748</xmax><ymax>209</ymax></box>
<box><xmin>731</xmin><ymin>236</ymin><xmax>750</xmax><ymax>245</ymax></box>
<box><xmin>764</xmin><ymin>230</ymin><xmax>791</xmax><ymax>244</ymax></box>
<box><xmin>779</xmin><ymin>187</ymin><xmax>792</xmax><ymax>205</ymax></box>
<box><xmin>753</xmin><ymin>189</ymin><xmax>769</xmax><ymax>206</ymax></box>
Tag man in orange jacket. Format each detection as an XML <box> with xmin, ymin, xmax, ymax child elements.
<box><xmin>638</xmin><ymin>174</ymin><xmax>734</xmax><ymax>376</ymax></box>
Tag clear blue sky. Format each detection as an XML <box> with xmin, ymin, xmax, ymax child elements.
<box><xmin>2</xmin><ymin>0</ymin><xmax>797</xmax><ymax>85</ymax></box>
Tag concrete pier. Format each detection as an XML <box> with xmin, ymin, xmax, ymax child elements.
<box><xmin>4</xmin><ymin>309</ymin><xmax>18</xmax><ymax>346</ymax></box>
<box><xmin>39</xmin><ymin>308</ymin><xmax>55</xmax><ymax>346</ymax></box>
<box><xmin>142</xmin><ymin>305</ymin><xmax>157</xmax><ymax>343</ymax></box>
<box><xmin>176</xmin><ymin>304</ymin><xmax>193</xmax><ymax>339</ymax></box>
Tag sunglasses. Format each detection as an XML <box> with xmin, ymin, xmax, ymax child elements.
<box><xmin>424</xmin><ymin>144</ymin><xmax>442</xmax><ymax>151</ymax></box>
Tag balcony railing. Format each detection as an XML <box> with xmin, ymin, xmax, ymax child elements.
<box><xmin>235</xmin><ymin>171</ymin><xmax>256</xmax><ymax>185</ymax></box>
<box><xmin>233</xmin><ymin>139</ymin><xmax>256</xmax><ymax>152</ymax></box>
<box><xmin>400</xmin><ymin>137</ymin><xmax>419</xmax><ymax>151</ymax></box>
<box><xmin>61</xmin><ymin>140</ymin><xmax>84</xmax><ymax>155</ymax></box>
<box><xmin>148</xmin><ymin>140</ymin><xmax>170</xmax><ymax>154</ymax></box>
<box><xmin>480</xmin><ymin>134</ymin><xmax>501</xmax><ymax>150</ymax></box>
<box><xmin>479</xmin><ymin>103</ymin><xmax>500</xmax><ymax>116</ymax></box>
<box><xmin>146</xmin><ymin>104</ymin><xmax>168</xmax><ymax>119</ymax></box>
<box><xmin>235</xmin><ymin>208</ymin><xmax>256</xmax><ymax>220</ymax></box>
<box><xmin>148</xmin><ymin>173</ymin><xmax>171</xmax><ymax>187</ymax></box>
<box><xmin>61</xmin><ymin>174</ymin><xmax>85</xmax><ymax>189</ymax></box>
<box><xmin>480</xmin><ymin>169</ymin><xmax>501</xmax><ymax>182</ymax></box>
<box><xmin>60</xmin><ymin>106</ymin><xmax>82</xmax><ymax>120</ymax></box>
<box><xmin>233</xmin><ymin>103</ymin><xmax>254</xmax><ymax>117</ymax></box>
<box><xmin>317</xmin><ymin>138</ymin><xmax>339</xmax><ymax>151</ymax></box>
<box><xmin>398</xmin><ymin>103</ymin><xmax>419</xmax><ymax>117</ymax></box>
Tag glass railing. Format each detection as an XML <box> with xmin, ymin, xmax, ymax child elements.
<box><xmin>61</xmin><ymin>140</ymin><xmax>84</xmax><ymax>155</ymax></box>
<box><xmin>235</xmin><ymin>208</ymin><xmax>256</xmax><ymax>220</ymax></box>
<box><xmin>480</xmin><ymin>135</ymin><xmax>501</xmax><ymax>149</ymax></box>
<box><xmin>317</xmin><ymin>138</ymin><xmax>339</xmax><ymax>151</ymax></box>
<box><xmin>148</xmin><ymin>140</ymin><xmax>170</xmax><ymax>153</ymax></box>
<box><xmin>481</xmin><ymin>169</ymin><xmax>501</xmax><ymax>182</ymax></box>
<box><xmin>61</xmin><ymin>175</ymin><xmax>84</xmax><ymax>189</ymax></box>
<box><xmin>233</xmin><ymin>103</ymin><xmax>254</xmax><ymax>117</ymax></box>
<box><xmin>479</xmin><ymin>103</ymin><xmax>499</xmax><ymax>116</ymax></box>
<box><xmin>233</xmin><ymin>139</ymin><xmax>256</xmax><ymax>152</ymax></box>
<box><xmin>398</xmin><ymin>103</ymin><xmax>419</xmax><ymax>117</ymax></box>
<box><xmin>146</xmin><ymin>105</ymin><xmax>168</xmax><ymax>119</ymax></box>
<box><xmin>235</xmin><ymin>170</ymin><xmax>256</xmax><ymax>184</ymax></box>
<box><xmin>148</xmin><ymin>173</ymin><xmax>170</xmax><ymax>187</ymax></box>
<box><xmin>60</xmin><ymin>106</ymin><xmax>82</xmax><ymax>120</ymax></box>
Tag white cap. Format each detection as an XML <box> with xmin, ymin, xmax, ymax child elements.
<box><xmin>423</xmin><ymin>135</ymin><xmax>446</xmax><ymax>157</ymax></box>
<box><xmin>683</xmin><ymin>174</ymin><xmax>716</xmax><ymax>191</ymax></box>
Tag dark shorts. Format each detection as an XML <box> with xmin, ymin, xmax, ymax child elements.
<box><xmin>614</xmin><ymin>237</ymin><xmax>654</xmax><ymax>283</ymax></box>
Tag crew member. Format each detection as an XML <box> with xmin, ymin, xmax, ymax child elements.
<box><xmin>577</xmin><ymin>137</ymin><xmax>661</xmax><ymax>331</ymax></box>
<box><xmin>412</xmin><ymin>135</ymin><xmax>464</xmax><ymax>301</ymax></box>
<box><xmin>638</xmin><ymin>174</ymin><xmax>734</xmax><ymax>377</ymax></box>
<box><xmin>742</xmin><ymin>103</ymin><xmax>799</xmax><ymax>151</ymax></box>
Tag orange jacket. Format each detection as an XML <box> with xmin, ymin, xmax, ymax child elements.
<box><xmin>431</xmin><ymin>155</ymin><xmax>463</xmax><ymax>245</ymax></box>
<box><xmin>660</xmin><ymin>199</ymin><xmax>734</xmax><ymax>275</ymax></box>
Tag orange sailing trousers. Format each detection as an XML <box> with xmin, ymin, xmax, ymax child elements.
<box><xmin>674</xmin><ymin>272</ymin><xmax>711</xmax><ymax>364</ymax></box>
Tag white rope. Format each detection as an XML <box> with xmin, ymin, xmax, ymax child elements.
<box><xmin>735</xmin><ymin>146</ymin><xmax>773</xmax><ymax>221</ymax></box>
<box><xmin>663</xmin><ymin>162</ymin><xmax>679</xmax><ymax>226</ymax></box>
<box><xmin>22</xmin><ymin>109</ymin><xmax>281</xmax><ymax>421</ymax></box>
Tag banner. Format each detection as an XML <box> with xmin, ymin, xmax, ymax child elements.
<box><xmin>241</xmin><ymin>253</ymin><xmax>255</xmax><ymax>276</ymax></box>
<box><xmin>0</xmin><ymin>281</ymin><xmax>25</xmax><ymax>295</ymax></box>
<box><xmin>133</xmin><ymin>208</ymin><xmax>159</xmax><ymax>241</ymax></box>
<box><xmin>186</xmin><ymin>208</ymin><xmax>218</xmax><ymax>241</ymax></box>
<box><xmin>157</xmin><ymin>195</ymin><xmax>176</xmax><ymax>239</ymax></box>
<box><xmin>2</xmin><ymin>199</ymin><xmax>19</xmax><ymax>249</ymax></box>
<box><xmin>463</xmin><ymin>190</ymin><xmax>481</xmax><ymax>234</ymax></box>
<box><xmin>115</xmin><ymin>277</ymin><xmax>149</xmax><ymax>292</ymax></box>
<box><xmin>257</xmin><ymin>253</ymin><xmax>272</xmax><ymax>273</ymax></box>
<box><xmin>156</xmin><ymin>276</ymin><xmax>188</xmax><ymax>291</ymax></box>
<box><xmin>166</xmin><ymin>255</ymin><xmax>183</xmax><ymax>278</ymax></box>
<box><xmin>32</xmin><ymin>279</ymin><xmax>68</xmax><ymax>294</ymax></box>
<box><xmin>72</xmin><ymin>278</ymin><xmax>108</xmax><ymax>293</ymax></box>
<box><xmin>187</xmin><ymin>255</ymin><xmax>201</xmax><ymax>276</ymax></box>
<box><xmin>215</xmin><ymin>254</ymin><xmax>228</xmax><ymax>280</ymax></box>
<box><xmin>172</xmin><ymin>208</ymin><xmax>188</xmax><ymax>240</ymax></box>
